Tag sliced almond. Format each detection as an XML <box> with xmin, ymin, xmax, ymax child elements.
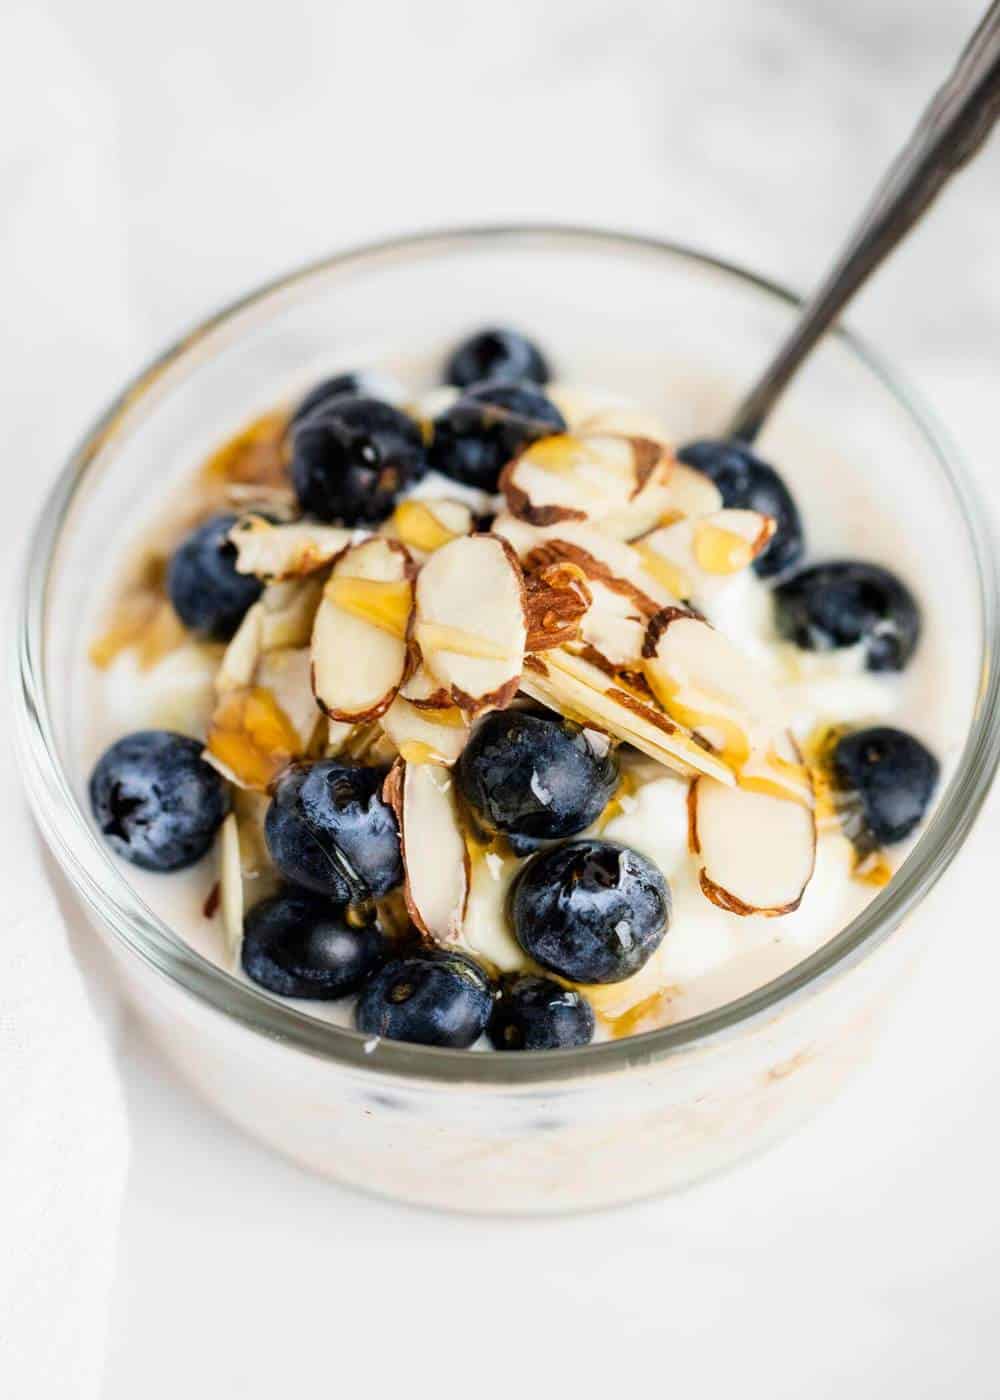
<box><xmin>690</xmin><ymin>776</ymin><xmax>816</xmax><ymax>915</ymax></box>
<box><xmin>255</xmin><ymin>647</ymin><xmax>321</xmax><ymax>747</ymax></box>
<box><xmin>399</xmin><ymin>664</ymin><xmax>465</xmax><ymax>715</ymax></box>
<box><xmin>413</xmin><ymin>534</ymin><xmax>526</xmax><ymax>714</ymax></box>
<box><xmin>205</xmin><ymin>684</ymin><xmax>305</xmax><ymax>790</ymax></box>
<box><xmin>384</xmin><ymin>760</ymin><xmax>469</xmax><ymax>942</ymax></box>
<box><xmin>215</xmin><ymin>602</ymin><xmax>263</xmax><ymax>694</ymax></box>
<box><xmin>500</xmin><ymin>433</ymin><xmax>674</xmax><ymax>539</ymax></box>
<box><xmin>658</xmin><ymin>462</ymin><xmax>724</xmax><ymax>521</ymax></box>
<box><xmin>637</xmin><ymin>509</ymin><xmax>775</xmax><ymax>606</ymax></box>
<box><xmin>642</xmin><ymin>610</ymin><xmax>789</xmax><ymax>769</ymax></box>
<box><xmin>575</xmin><ymin>578</ymin><xmax>648</xmax><ymax>670</ymax></box>
<box><xmin>386</xmin><ymin>498</ymin><xmax>473</xmax><ymax>556</ymax></box>
<box><xmin>258</xmin><ymin>576</ymin><xmax>325</xmax><ymax>651</ymax></box>
<box><xmin>738</xmin><ymin>729</ymin><xmax>814</xmax><ymax>807</ymax></box>
<box><xmin>218</xmin><ymin>813</ymin><xmax>244</xmax><ymax>964</ymax></box>
<box><xmin>229</xmin><ymin>515</ymin><xmax>357</xmax><ymax>581</ymax></box>
<box><xmin>311</xmin><ymin>537</ymin><xmax>414</xmax><ymax>722</ymax></box>
<box><xmin>218</xmin><ymin>794</ymin><xmax>279</xmax><ymax>960</ymax></box>
<box><xmin>495</xmin><ymin>515</ymin><xmax>678</xmax><ymax>617</ymax></box>
<box><xmin>381</xmin><ymin>693</ymin><xmax>470</xmax><ymax>766</ymax></box>
<box><xmin>523</xmin><ymin>561</ymin><xmax>592</xmax><ymax>652</ymax></box>
<box><xmin>519</xmin><ymin>646</ymin><xmax>735</xmax><ymax>785</ymax></box>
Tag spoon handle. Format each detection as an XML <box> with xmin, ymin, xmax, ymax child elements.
<box><xmin>726</xmin><ymin>0</ymin><xmax>1000</xmax><ymax>444</ymax></box>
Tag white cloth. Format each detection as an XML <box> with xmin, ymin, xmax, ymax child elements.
<box><xmin>0</xmin><ymin>810</ymin><xmax>128</xmax><ymax>1399</ymax></box>
<box><xmin>1</xmin><ymin>8</ymin><xmax>133</xmax><ymax>1397</ymax></box>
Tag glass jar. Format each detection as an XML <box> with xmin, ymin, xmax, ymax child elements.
<box><xmin>14</xmin><ymin>227</ymin><xmax>1000</xmax><ymax>1212</ymax></box>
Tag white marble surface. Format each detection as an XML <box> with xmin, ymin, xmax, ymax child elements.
<box><xmin>4</xmin><ymin>0</ymin><xmax>1000</xmax><ymax>1395</ymax></box>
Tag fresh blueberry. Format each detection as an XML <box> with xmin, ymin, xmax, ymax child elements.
<box><xmin>354</xmin><ymin>950</ymin><xmax>494</xmax><ymax>1048</ymax></box>
<box><xmin>428</xmin><ymin>383</ymin><xmax>566</xmax><ymax>492</ymax></box>
<box><xmin>264</xmin><ymin>760</ymin><xmax>402</xmax><ymax>902</ymax></box>
<box><xmin>241</xmin><ymin>889</ymin><xmax>386</xmax><ymax>999</ymax></box>
<box><xmin>290</xmin><ymin>373</ymin><xmax>367</xmax><ymax>426</ymax></box>
<box><xmin>833</xmin><ymin>727</ymin><xmax>939</xmax><ymax>846</ymax></box>
<box><xmin>89</xmin><ymin>730</ymin><xmax>229</xmax><ymax>872</ymax></box>
<box><xmin>290</xmin><ymin>395</ymin><xmax>427</xmax><ymax>524</ymax></box>
<box><xmin>773</xmin><ymin>560</ymin><xmax>920</xmax><ymax>672</ymax></box>
<box><xmin>167</xmin><ymin>512</ymin><xmax>263</xmax><ymax>640</ymax></box>
<box><xmin>510</xmin><ymin>838</ymin><xmax>670</xmax><ymax>984</ymax></box>
<box><xmin>457</xmin><ymin>711</ymin><xmax>618</xmax><ymax>843</ymax></box>
<box><xmin>487</xmin><ymin>973</ymin><xmax>595</xmax><ymax>1051</ymax></box>
<box><xmin>677</xmin><ymin>438</ymin><xmax>804</xmax><ymax>578</ymax></box>
<box><xmin>445</xmin><ymin>327</ymin><xmax>550</xmax><ymax>389</ymax></box>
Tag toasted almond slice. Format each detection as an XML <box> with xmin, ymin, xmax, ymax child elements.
<box><xmin>576</xmin><ymin>578</ymin><xmax>647</xmax><ymax>670</ymax></box>
<box><xmin>399</xmin><ymin>664</ymin><xmax>465</xmax><ymax>715</ymax></box>
<box><xmin>258</xmin><ymin>576</ymin><xmax>325</xmax><ymax>650</ymax></box>
<box><xmin>523</xmin><ymin>561</ymin><xmax>592</xmax><ymax>652</ymax></box>
<box><xmin>381</xmin><ymin>694</ymin><xmax>470</xmax><ymax>766</ymax></box>
<box><xmin>413</xmin><ymin>534</ymin><xmax>526</xmax><ymax>713</ymax></box>
<box><xmin>311</xmin><ymin>538</ymin><xmax>414</xmax><ymax>722</ymax></box>
<box><xmin>690</xmin><ymin>776</ymin><xmax>816</xmax><ymax>915</ymax></box>
<box><xmin>387</xmin><ymin>498</ymin><xmax>474</xmax><ymax>556</ymax></box>
<box><xmin>500</xmin><ymin>433</ymin><xmax>673</xmax><ymax>538</ymax></box>
<box><xmin>384</xmin><ymin>760</ymin><xmax>469</xmax><ymax>941</ymax></box>
<box><xmin>637</xmin><ymin>509</ymin><xmax>775</xmax><ymax>606</ymax></box>
<box><xmin>216</xmin><ymin>602</ymin><xmax>263</xmax><ymax>694</ymax></box>
<box><xmin>658</xmin><ymin>462</ymin><xmax>724</xmax><ymax>522</ymax></box>
<box><xmin>738</xmin><ymin>730</ymin><xmax>814</xmax><ymax>807</ymax></box>
<box><xmin>218</xmin><ymin>795</ymin><xmax>279</xmax><ymax>960</ymax></box>
<box><xmin>255</xmin><ymin>647</ymin><xmax>321</xmax><ymax>747</ymax></box>
<box><xmin>494</xmin><ymin>515</ymin><xmax>678</xmax><ymax>615</ymax></box>
<box><xmin>642</xmin><ymin>610</ymin><xmax>789</xmax><ymax>767</ymax></box>
<box><xmin>218</xmin><ymin>813</ymin><xmax>244</xmax><ymax>964</ymax></box>
<box><xmin>520</xmin><ymin>647</ymin><xmax>734</xmax><ymax>785</ymax></box>
<box><xmin>229</xmin><ymin>515</ymin><xmax>357</xmax><ymax>581</ymax></box>
<box><xmin>205</xmin><ymin>684</ymin><xmax>305</xmax><ymax>789</ymax></box>
<box><xmin>693</xmin><ymin>511</ymin><xmax>775</xmax><ymax>573</ymax></box>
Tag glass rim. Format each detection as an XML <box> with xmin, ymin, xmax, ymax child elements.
<box><xmin>13</xmin><ymin>222</ymin><xmax>1000</xmax><ymax>1088</ymax></box>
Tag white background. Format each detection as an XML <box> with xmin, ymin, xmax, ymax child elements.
<box><xmin>4</xmin><ymin>1</ymin><xmax>1000</xmax><ymax>1395</ymax></box>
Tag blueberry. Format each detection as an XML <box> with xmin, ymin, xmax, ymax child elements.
<box><xmin>166</xmin><ymin>512</ymin><xmax>263</xmax><ymax>640</ymax></box>
<box><xmin>510</xmin><ymin>839</ymin><xmax>670</xmax><ymax>984</ymax></box>
<box><xmin>428</xmin><ymin>383</ymin><xmax>566</xmax><ymax>492</ymax></box>
<box><xmin>773</xmin><ymin>561</ymin><xmax>920</xmax><ymax>672</ymax></box>
<box><xmin>488</xmin><ymin>973</ymin><xmax>594</xmax><ymax>1051</ymax></box>
<box><xmin>290</xmin><ymin>395</ymin><xmax>427</xmax><ymax>524</ymax></box>
<box><xmin>89</xmin><ymin>730</ymin><xmax>229</xmax><ymax>872</ymax></box>
<box><xmin>264</xmin><ymin>760</ymin><xmax>402</xmax><ymax>902</ymax></box>
<box><xmin>290</xmin><ymin>373</ymin><xmax>367</xmax><ymax>427</ymax></box>
<box><xmin>241</xmin><ymin>889</ymin><xmax>385</xmax><ymax>999</ymax></box>
<box><xmin>354</xmin><ymin>951</ymin><xmax>494</xmax><ymax>1048</ymax></box>
<box><xmin>457</xmin><ymin>711</ymin><xmax>618</xmax><ymax>843</ymax></box>
<box><xmin>677</xmin><ymin>439</ymin><xmax>804</xmax><ymax>578</ymax></box>
<box><xmin>833</xmin><ymin>727</ymin><xmax>939</xmax><ymax>846</ymax></box>
<box><xmin>445</xmin><ymin>327</ymin><xmax>550</xmax><ymax>389</ymax></box>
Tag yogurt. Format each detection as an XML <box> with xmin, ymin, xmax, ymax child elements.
<box><xmin>78</xmin><ymin>339</ymin><xmax>953</xmax><ymax>1047</ymax></box>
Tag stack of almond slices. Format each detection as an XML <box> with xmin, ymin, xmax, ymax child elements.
<box><xmin>205</xmin><ymin>417</ymin><xmax>816</xmax><ymax>954</ymax></box>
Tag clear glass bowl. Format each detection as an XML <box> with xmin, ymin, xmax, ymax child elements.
<box><xmin>14</xmin><ymin>226</ymin><xmax>1000</xmax><ymax>1212</ymax></box>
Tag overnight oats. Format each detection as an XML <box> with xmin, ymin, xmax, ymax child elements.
<box><xmin>83</xmin><ymin>322</ymin><xmax>944</xmax><ymax>1054</ymax></box>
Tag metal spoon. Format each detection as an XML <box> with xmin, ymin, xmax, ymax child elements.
<box><xmin>726</xmin><ymin>0</ymin><xmax>1000</xmax><ymax>445</ymax></box>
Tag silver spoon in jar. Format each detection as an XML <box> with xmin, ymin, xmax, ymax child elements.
<box><xmin>725</xmin><ymin>0</ymin><xmax>1000</xmax><ymax>445</ymax></box>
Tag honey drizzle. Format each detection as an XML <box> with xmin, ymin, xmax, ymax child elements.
<box><xmin>206</xmin><ymin>685</ymin><xmax>303</xmax><ymax>789</ymax></box>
